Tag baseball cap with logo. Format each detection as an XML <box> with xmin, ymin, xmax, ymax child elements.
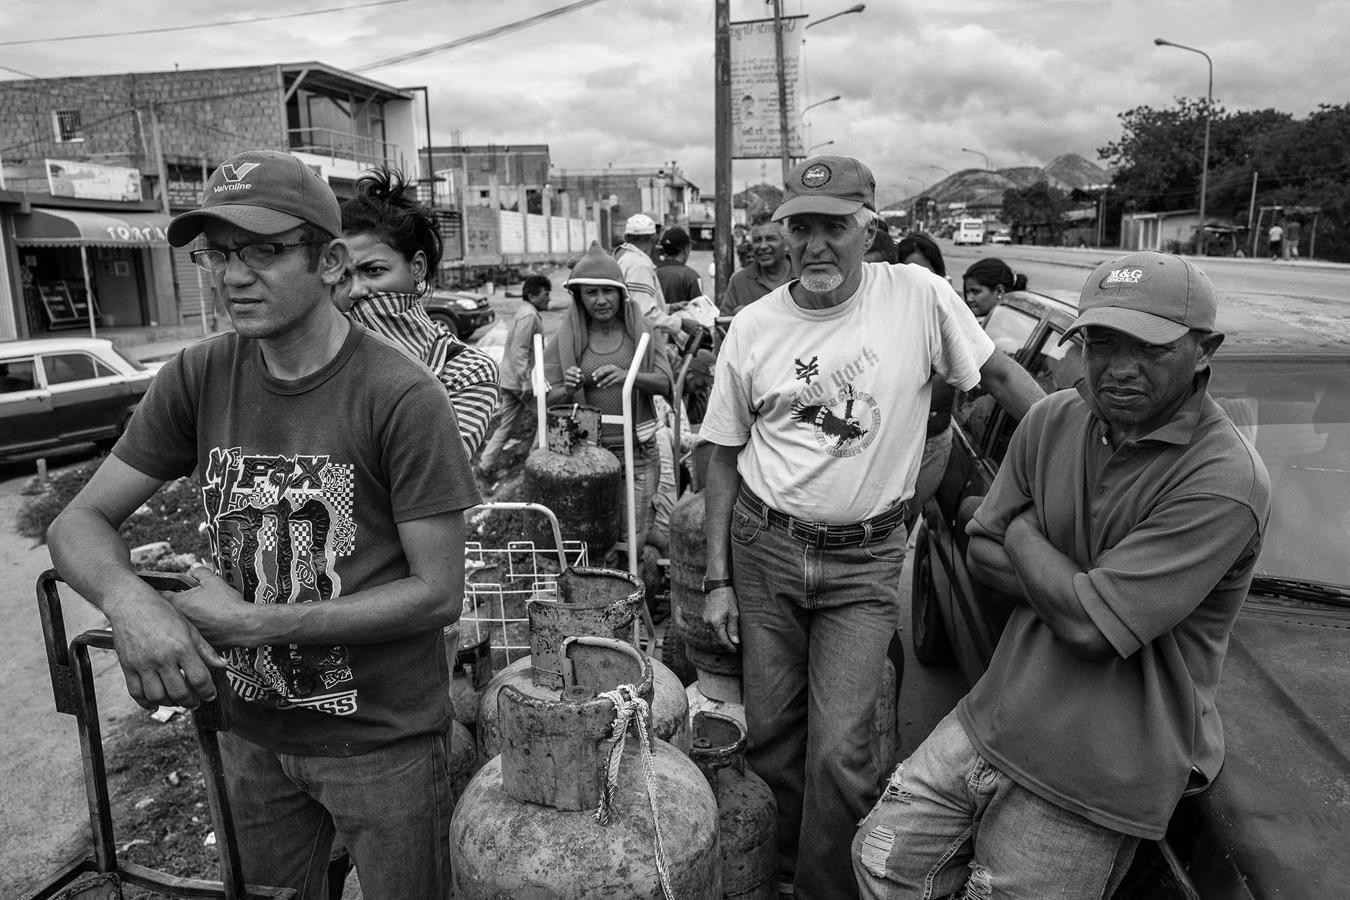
<box><xmin>624</xmin><ymin>213</ymin><xmax>659</xmax><ymax>236</ymax></box>
<box><xmin>772</xmin><ymin>155</ymin><xmax>876</xmax><ymax>222</ymax></box>
<box><xmin>167</xmin><ymin>149</ymin><xmax>342</xmax><ymax>247</ymax></box>
<box><xmin>1061</xmin><ymin>250</ymin><xmax>1218</xmax><ymax>346</ymax></box>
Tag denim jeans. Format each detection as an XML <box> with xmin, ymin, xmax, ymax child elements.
<box><xmin>477</xmin><ymin>388</ymin><xmax>532</xmax><ymax>473</ymax></box>
<box><xmin>731</xmin><ymin>491</ymin><xmax>907</xmax><ymax>900</ymax></box>
<box><xmin>852</xmin><ymin>711</ymin><xmax>1138</xmax><ymax>900</ymax></box>
<box><xmin>219</xmin><ymin>729</ymin><xmax>454</xmax><ymax>900</ymax></box>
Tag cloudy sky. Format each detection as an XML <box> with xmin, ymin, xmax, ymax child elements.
<box><xmin>3</xmin><ymin>0</ymin><xmax>1347</xmax><ymax>207</ymax></box>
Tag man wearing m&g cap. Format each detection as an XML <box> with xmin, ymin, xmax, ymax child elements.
<box><xmin>854</xmin><ymin>251</ymin><xmax>1271</xmax><ymax>897</ymax></box>
<box><xmin>698</xmin><ymin>155</ymin><xmax>1044</xmax><ymax>899</ymax></box>
<box><xmin>48</xmin><ymin>149</ymin><xmax>479</xmax><ymax>899</ymax></box>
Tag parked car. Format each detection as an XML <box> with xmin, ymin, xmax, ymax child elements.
<box><xmin>910</xmin><ymin>288</ymin><xmax>1350</xmax><ymax>896</ymax></box>
<box><xmin>0</xmin><ymin>337</ymin><xmax>161</xmax><ymax>458</ymax></box>
<box><xmin>987</xmin><ymin>230</ymin><xmax>1013</xmax><ymax>245</ymax></box>
<box><xmin>423</xmin><ymin>288</ymin><xmax>495</xmax><ymax>340</ymax></box>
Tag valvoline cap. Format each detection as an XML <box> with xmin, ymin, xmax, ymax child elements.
<box><xmin>168</xmin><ymin>149</ymin><xmax>341</xmax><ymax>246</ymax></box>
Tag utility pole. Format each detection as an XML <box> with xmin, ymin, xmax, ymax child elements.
<box><xmin>148</xmin><ymin>103</ymin><xmax>172</xmax><ymax>217</ymax></box>
<box><xmin>1246</xmin><ymin>170</ymin><xmax>1258</xmax><ymax>254</ymax></box>
<box><xmin>714</xmin><ymin>0</ymin><xmax>733</xmax><ymax>300</ymax></box>
<box><xmin>772</xmin><ymin>0</ymin><xmax>791</xmax><ymax>182</ymax></box>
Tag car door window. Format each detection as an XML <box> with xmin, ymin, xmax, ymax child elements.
<box><xmin>953</xmin><ymin>304</ymin><xmax>1044</xmax><ymax>454</ymax></box>
<box><xmin>984</xmin><ymin>304</ymin><xmax>1041</xmax><ymax>358</ymax></box>
<box><xmin>43</xmin><ymin>353</ymin><xmax>114</xmax><ymax>386</ymax></box>
<box><xmin>1030</xmin><ymin>326</ymin><xmax>1084</xmax><ymax>393</ymax></box>
<box><xmin>0</xmin><ymin>358</ymin><xmax>39</xmax><ymax>393</ymax></box>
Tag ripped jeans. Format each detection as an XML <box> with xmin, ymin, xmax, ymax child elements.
<box><xmin>851</xmin><ymin>711</ymin><xmax>1137</xmax><ymax>900</ymax></box>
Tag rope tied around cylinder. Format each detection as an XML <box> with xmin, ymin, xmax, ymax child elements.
<box><xmin>595</xmin><ymin>683</ymin><xmax>678</xmax><ymax>900</ymax></box>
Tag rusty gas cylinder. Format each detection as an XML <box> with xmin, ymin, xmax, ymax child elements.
<box><xmin>687</xmin><ymin>681</ymin><xmax>745</xmax><ymax>731</ymax></box>
<box><xmin>450</xmin><ymin>632</ymin><xmax>494</xmax><ymax>732</ymax></box>
<box><xmin>451</xmin><ymin>637</ymin><xmax>721</xmax><ymax>899</ymax></box>
<box><xmin>476</xmin><ymin>566</ymin><xmax>690</xmax><ymax>764</ymax></box>
<box><xmin>523</xmin><ymin>405</ymin><xmax>621</xmax><ymax>553</ymax></box>
<box><xmin>689</xmin><ymin>712</ymin><xmax>777</xmax><ymax>899</ymax></box>
<box><xmin>669</xmin><ymin>490</ymin><xmax>744</xmax><ymax>694</ymax></box>
<box><xmin>449</xmin><ymin>718</ymin><xmax>477</xmax><ymax>798</ymax></box>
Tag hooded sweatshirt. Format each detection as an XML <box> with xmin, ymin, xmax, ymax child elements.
<box><xmin>543</xmin><ymin>242</ymin><xmax>672</xmax><ymax>446</ymax></box>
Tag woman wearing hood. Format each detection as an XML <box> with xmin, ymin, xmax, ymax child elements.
<box><xmin>544</xmin><ymin>241</ymin><xmax>673</xmax><ymax>547</ymax></box>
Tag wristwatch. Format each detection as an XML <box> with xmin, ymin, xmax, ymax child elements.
<box><xmin>702</xmin><ymin>577</ymin><xmax>734</xmax><ymax>593</ymax></box>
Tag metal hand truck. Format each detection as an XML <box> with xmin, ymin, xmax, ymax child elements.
<box><xmin>24</xmin><ymin>569</ymin><xmax>295</xmax><ymax>900</ymax></box>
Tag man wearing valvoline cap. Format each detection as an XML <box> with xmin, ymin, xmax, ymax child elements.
<box><xmin>854</xmin><ymin>251</ymin><xmax>1271</xmax><ymax>897</ymax></box>
<box><xmin>48</xmin><ymin>149</ymin><xmax>479</xmax><ymax>899</ymax></box>
<box><xmin>698</xmin><ymin>155</ymin><xmax>1045</xmax><ymax>899</ymax></box>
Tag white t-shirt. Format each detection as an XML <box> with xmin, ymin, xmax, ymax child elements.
<box><xmin>700</xmin><ymin>262</ymin><xmax>994</xmax><ymax>522</ymax></box>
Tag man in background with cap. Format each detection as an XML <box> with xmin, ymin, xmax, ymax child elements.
<box><xmin>616</xmin><ymin>212</ymin><xmax>702</xmax><ymax>341</ymax></box>
<box><xmin>48</xmin><ymin>149</ymin><xmax>478</xmax><ymax>899</ymax></box>
<box><xmin>698</xmin><ymin>155</ymin><xmax>1043</xmax><ymax>900</ymax></box>
<box><xmin>654</xmin><ymin>225</ymin><xmax>704</xmax><ymax>308</ymax></box>
<box><xmin>853</xmin><ymin>251</ymin><xmax>1270</xmax><ymax>897</ymax></box>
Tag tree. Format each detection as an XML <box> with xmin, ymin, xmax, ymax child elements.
<box><xmin>1099</xmin><ymin>98</ymin><xmax>1217</xmax><ymax>213</ymax></box>
<box><xmin>1001</xmin><ymin>181</ymin><xmax>1068</xmax><ymax>244</ymax></box>
<box><xmin>1099</xmin><ymin>98</ymin><xmax>1350</xmax><ymax>260</ymax></box>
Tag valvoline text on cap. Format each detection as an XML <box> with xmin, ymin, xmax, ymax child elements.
<box><xmin>801</xmin><ymin>163</ymin><xmax>832</xmax><ymax>189</ymax></box>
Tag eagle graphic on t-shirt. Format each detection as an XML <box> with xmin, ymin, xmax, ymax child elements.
<box><xmin>791</xmin><ymin>383</ymin><xmax>868</xmax><ymax>449</ymax></box>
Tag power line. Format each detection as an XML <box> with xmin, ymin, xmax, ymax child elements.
<box><xmin>355</xmin><ymin>0</ymin><xmax>611</xmax><ymax>72</ymax></box>
<box><xmin>0</xmin><ymin>0</ymin><xmax>412</xmax><ymax>47</ymax></box>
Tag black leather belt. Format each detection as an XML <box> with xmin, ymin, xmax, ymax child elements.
<box><xmin>737</xmin><ymin>487</ymin><xmax>907</xmax><ymax>550</ymax></box>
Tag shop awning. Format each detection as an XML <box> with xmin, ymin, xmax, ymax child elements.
<box><xmin>13</xmin><ymin>208</ymin><xmax>172</xmax><ymax>248</ymax></box>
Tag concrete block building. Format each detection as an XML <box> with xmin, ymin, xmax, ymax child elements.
<box><xmin>0</xmin><ymin>62</ymin><xmax>417</xmax><ymax>338</ymax></box>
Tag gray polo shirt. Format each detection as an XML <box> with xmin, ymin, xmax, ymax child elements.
<box><xmin>960</xmin><ymin>373</ymin><xmax>1270</xmax><ymax>839</ymax></box>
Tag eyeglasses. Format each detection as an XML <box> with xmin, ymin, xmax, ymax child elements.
<box><xmin>189</xmin><ymin>241</ymin><xmax>325</xmax><ymax>273</ymax></box>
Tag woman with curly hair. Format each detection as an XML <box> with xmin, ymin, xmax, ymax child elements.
<box><xmin>338</xmin><ymin>167</ymin><xmax>500</xmax><ymax>455</ymax></box>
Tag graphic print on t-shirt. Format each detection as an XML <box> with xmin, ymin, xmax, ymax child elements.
<box><xmin>788</xmin><ymin>345</ymin><xmax>881</xmax><ymax>458</ymax></box>
<box><xmin>201</xmin><ymin>447</ymin><xmax>359</xmax><ymax>717</ymax></box>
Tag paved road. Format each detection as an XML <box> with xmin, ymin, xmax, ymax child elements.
<box><xmin>0</xmin><ymin>448</ymin><xmax>143</xmax><ymax>898</ymax></box>
<box><xmin>938</xmin><ymin>240</ymin><xmax>1350</xmax><ymax>303</ymax></box>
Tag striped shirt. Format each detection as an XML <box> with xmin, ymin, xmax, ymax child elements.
<box><xmin>347</xmin><ymin>290</ymin><xmax>499</xmax><ymax>455</ymax></box>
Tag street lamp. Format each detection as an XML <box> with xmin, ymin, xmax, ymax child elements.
<box><xmin>807</xmin><ymin>140</ymin><xmax>835</xmax><ymax>155</ymax></box>
<box><xmin>801</xmin><ymin>95</ymin><xmax>841</xmax><ymax>119</ymax></box>
<box><xmin>1155</xmin><ymin>37</ymin><xmax>1213</xmax><ymax>253</ymax></box>
<box><xmin>961</xmin><ymin>147</ymin><xmax>990</xmax><ymax>170</ymax></box>
<box><xmin>799</xmin><ymin>95</ymin><xmax>840</xmax><ymax>155</ymax></box>
<box><xmin>805</xmin><ymin>3</ymin><xmax>865</xmax><ymax>30</ymax></box>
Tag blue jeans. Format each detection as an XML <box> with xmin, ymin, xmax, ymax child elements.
<box><xmin>219</xmin><ymin>729</ymin><xmax>454</xmax><ymax>900</ymax></box>
<box><xmin>852</xmin><ymin>712</ymin><xmax>1137</xmax><ymax>899</ymax></box>
<box><xmin>731</xmin><ymin>491</ymin><xmax>907</xmax><ymax>900</ymax></box>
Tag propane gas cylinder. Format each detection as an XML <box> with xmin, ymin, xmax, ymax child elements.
<box><xmin>476</xmin><ymin>566</ymin><xmax>690</xmax><ymax>764</ymax></box>
<box><xmin>523</xmin><ymin>405</ymin><xmax>622</xmax><ymax>553</ymax></box>
<box><xmin>690</xmin><ymin>712</ymin><xmax>777</xmax><ymax>899</ymax></box>
<box><xmin>451</xmin><ymin>637</ymin><xmax>721</xmax><ymax>899</ymax></box>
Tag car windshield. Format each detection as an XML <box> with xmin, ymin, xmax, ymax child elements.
<box><xmin>1209</xmin><ymin>358</ymin><xmax>1350</xmax><ymax>587</ymax></box>
<box><xmin>111</xmin><ymin>345</ymin><xmax>148</xmax><ymax>372</ymax></box>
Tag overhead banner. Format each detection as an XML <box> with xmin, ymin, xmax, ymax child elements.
<box><xmin>46</xmin><ymin>158</ymin><xmax>143</xmax><ymax>202</ymax></box>
<box><xmin>730</xmin><ymin>16</ymin><xmax>806</xmax><ymax>159</ymax></box>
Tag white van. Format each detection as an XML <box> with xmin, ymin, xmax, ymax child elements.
<box><xmin>953</xmin><ymin>218</ymin><xmax>985</xmax><ymax>246</ymax></box>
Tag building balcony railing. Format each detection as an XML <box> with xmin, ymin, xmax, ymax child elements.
<box><xmin>286</xmin><ymin>127</ymin><xmax>404</xmax><ymax>171</ymax></box>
